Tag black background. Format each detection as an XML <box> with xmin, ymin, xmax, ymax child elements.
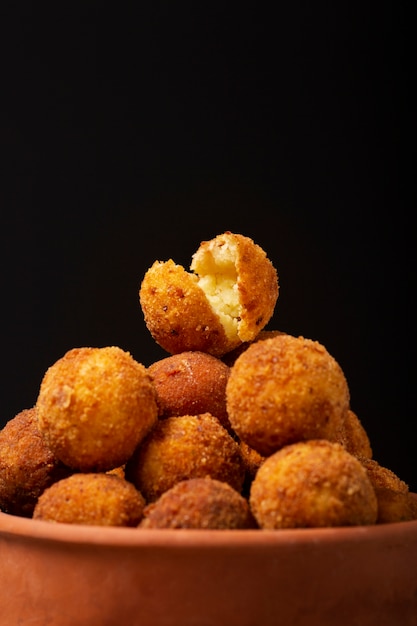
<box><xmin>1</xmin><ymin>5</ymin><xmax>414</xmax><ymax>488</ymax></box>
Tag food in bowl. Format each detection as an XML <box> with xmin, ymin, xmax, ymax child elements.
<box><xmin>0</xmin><ymin>231</ymin><xmax>415</xmax><ymax>531</ymax></box>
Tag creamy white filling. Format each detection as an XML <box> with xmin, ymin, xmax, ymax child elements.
<box><xmin>191</xmin><ymin>239</ymin><xmax>241</xmax><ymax>339</ymax></box>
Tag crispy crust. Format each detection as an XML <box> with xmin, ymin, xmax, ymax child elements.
<box><xmin>334</xmin><ymin>409</ymin><xmax>373</xmax><ymax>458</ymax></box>
<box><xmin>148</xmin><ymin>351</ymin><xmax>231</xmax><ymax>431</ymax></box>
<box><xmin>125</xmin><ymin>413</ymin><xmax>245</xmax><ymax>502</ymax></box>
<box><xmin>0</xmin><ymin>408</ymin><xmax>72</xmax><ymax>517</ymax></box>
<box><xmin>139</xmin><ymin>477</ymin><xmax>256</xmax><ymax>529</ymax></box>
<box><xmin>36</xmin><ymin>346</ymin><xmax>158</xmax><ymax>472</ymax></box>
<box><xmin>358</xmin><ymin>457</ymin><xmax>415</xmax><ymax>523</ymax></box>
<box><xmin>226</xmin><ymin>334</ymin><xmax>350</xmax><ymax>456</ymax></box>
<box><xmin>139</xmin><ymin>259</ymin><xmax>232</xmax><ymax>356</ymax></box>
<box><xmin>33</xmin><ymin>473</ymin><xmax>146</xmax><ymax>527</ymax></box>
<box><xmin>249</xmin><ymin>440</ymin><xmax>378</xmax><ymax>529</ymax></box>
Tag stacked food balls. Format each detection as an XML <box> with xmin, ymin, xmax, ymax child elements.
<box><xmin>1</xmin><ymin>231</ymin><xmax>415</xmax><ymax>528</ymax></box>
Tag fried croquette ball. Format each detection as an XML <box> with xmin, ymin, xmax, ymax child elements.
<box><xmin>36</xmin><ymin>346</ymin><xmax>158</xmax><ymax>472</ymax></box>
<box><xmin>148</xmin><ymin>351</ymin><xmax>231</xmax><ymax>430</ymax></box>
<box><xmin>125</xmin><ymin>413</ymin><xmax>245</xmax><ymax>503</ymax></box>
<box><xmin>334</xmin><ymin>409</ymin><xmax>373</xmax><ymax>458</ymax></box>
<box><xmin>139</xmin><ymin>232</ymin><xmax>279</xmax><ymax>357</ymax></box>
<box><xmin>249</xmin><ymin>440</ymin><xmax>378</xmax><ymax>529</ymax></box>
<box><xmin>226</xmin><ymin>334</ymin><xmax>350</xmax><ymax>456</ymax></box>
<box><xmin>358</xmin><ymin>457</ymin><xmax>415</xmax><ymax>523</ymax></box>
<box><xmin>33</xmin><ymin>473</ymin><xmax>146</xmax><ymax>527</ymax></box>
<box><xmin>0</xmin><ymin>407</ymin><xmax>72</xmax><ymax>517</ymax></box>
<box><xmin>139</xmin><ymin>477</ymin><xmax>256</xmax><ymax>529</ymax></box>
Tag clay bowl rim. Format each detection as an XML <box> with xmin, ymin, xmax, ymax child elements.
<box><xmin>1</xmin><ymin>493</ymin><xmax>417</xmax><ymax>550</ymax></box>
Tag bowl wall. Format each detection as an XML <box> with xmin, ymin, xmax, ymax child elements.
<box><xmin>1</xmin><ymin>499</ymin><xmax>417</xmax><ymax>626</ymax></box>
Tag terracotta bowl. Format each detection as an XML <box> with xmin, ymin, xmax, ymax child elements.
<box><xmin>1</xmin><ymin>499</ymin><xmax>417</xmax><ymax>626</ymax></box>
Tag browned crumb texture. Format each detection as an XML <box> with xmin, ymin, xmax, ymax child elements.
<box><xmin>358</xmin><ymin>457</ymin><xmax>415</xmax><ymax>523</ymax></box>
<box><xmin>0</xmin><ymin>407</ymin><xmax>72</xmax><ymax>517</ymax></box>
<box><xmin>139</xmin><ymin>259</ymin><xmax>231</xmax><ymax>356</ymax></box>
<box><xmin>33</xmin><ymin>473</ymin><xmax>146</xmax><ymax>527</ymax></box>
<box><xmin>148</xmin><ymin>351</ymin><xmax>231</xmax><ymax>430</ymax></box>
<box><xmin>226</xmin><ymin>334</ymin><xmax>350</xmax><ymax>456</ymax></box>
<box><xmin>249</xmin><ymin>440</ymin><xmax>378</xmax><ymax>529</ymax></box>
<box><xmin>333</xmin><ymin>409</ymin><xmax>373</xmax><ymax>458</ymax></box>
<box><xmin>139</xmin><ymin>477</ymin><xmax>256</xmax><ymax>529</ymax></box>
<box><xmin>36</xmin><ymin>346</ymin><xmax>158</xmax><ymax>472</ymax></box>
<box><xmin>125</xmin><ymin>413</ymin><xmax>245</xmax><ymax>502</ymax></box>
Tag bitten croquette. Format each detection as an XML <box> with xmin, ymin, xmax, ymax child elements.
<box><xmin>139</xmin><ymin>232</ymin><xmax>278</xmax><ymax>357</ymax></box>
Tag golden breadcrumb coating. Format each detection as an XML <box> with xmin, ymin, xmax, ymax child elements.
<box><xmin>139</xmin><ymin>232</ymin><xmax>278</xmax><ymax>357</ymax></box>
<box><xmin>0</xmin><ymin>407</ymin><xmax>72</xmax><ymax>517</ymax></box>
<box><xmin>36</xmin><ymin>346</ymin><xmax>158</xmax><ymax>472</ymax></box>
<box><xmin>33</xmin><ymin>473</ymin><xmax>146</xmax><ymax>527</ymax></box>
<box><xmin>250</xmin><ymin>440</ymin><xmax>378</xmax><ymax>529</ymax></box>
<box><xmin>140</xmin><ymin>259</ymin><xmax>230</xmax><ymax>356</ymax></box>
<box><xmin>226</xmin><ymin>334</ymin><xmax>350</xmax><ymax>456</ymax></box>
<box><xmin>148</xmin><ymin>351</ymin><xmax>231</xmax><ymax>431</ymax></box>
<box><xmin>139</xmin><ymin>477</ymin><xmax>256</xmax><ymax>529</ymax></box>
<box><xmin>333</xmin><ymin>409</ymin><xmax>373</xmax><ymax>458</ymax></box>
<box><xmin>358</xmin><ymin>457</ymin><xmax>415</xmax><ymax>523</ymax></box>
<box><xmin>125</xmin><ymin>413</ymin><xmax>245</xmax><ymax>502</ymax></box>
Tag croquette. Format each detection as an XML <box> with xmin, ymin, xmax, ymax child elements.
<box><xmin>249</xmin><ymin>439</ymin><xmax>378</xmax><ymax>529</ymax></box>
<box><xmin>139</xmin><ymin>231</ymin><xmax>278</xmax><ymax>357</ymax></box>
<box><xmin>139</xmin><ymin>477</ymin><xmax>256</xmax><ymax>529</ymax></box>
<box><xmin>0</xmin><ymin>407</ymin><xmax>72</xmax><ymax>517</ymax></box>
<box><xmin>33</xmin><ymin>472</ymin><xmax>146</xmax><ymax>527</ymax></box>
<box><xmin>36</xmin><ymin>346</ymin><xmax>158</xmax><ymax>472</ymax></box>
<box><xmin>226</xmin><ymin>334</ymin><xmax>350</xmax><ymax>456</ymax></box>
<box><xmin>125</xmin><ymin>413</ymin><xmax>245</xmax><ymax>502</ymax></box>
<box><xmin>358</xmin><ymin>457</ymin><xmax>416</xmax><ymax>523</ymax></box>
<box><xmin>148</xmin><ymin>351</ymin><xmax>231</xmax><ymax>431</ymax></box>
<box><xmin>334</xmin><ymin>409</ymin><xmax>373</xmax><ymax>458</ymax></box>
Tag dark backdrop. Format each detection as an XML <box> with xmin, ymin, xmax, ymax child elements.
<box><xmin>1</xmin><ymin>5</ymin><xmax>414</xmax><ymax>489</ymax></box>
